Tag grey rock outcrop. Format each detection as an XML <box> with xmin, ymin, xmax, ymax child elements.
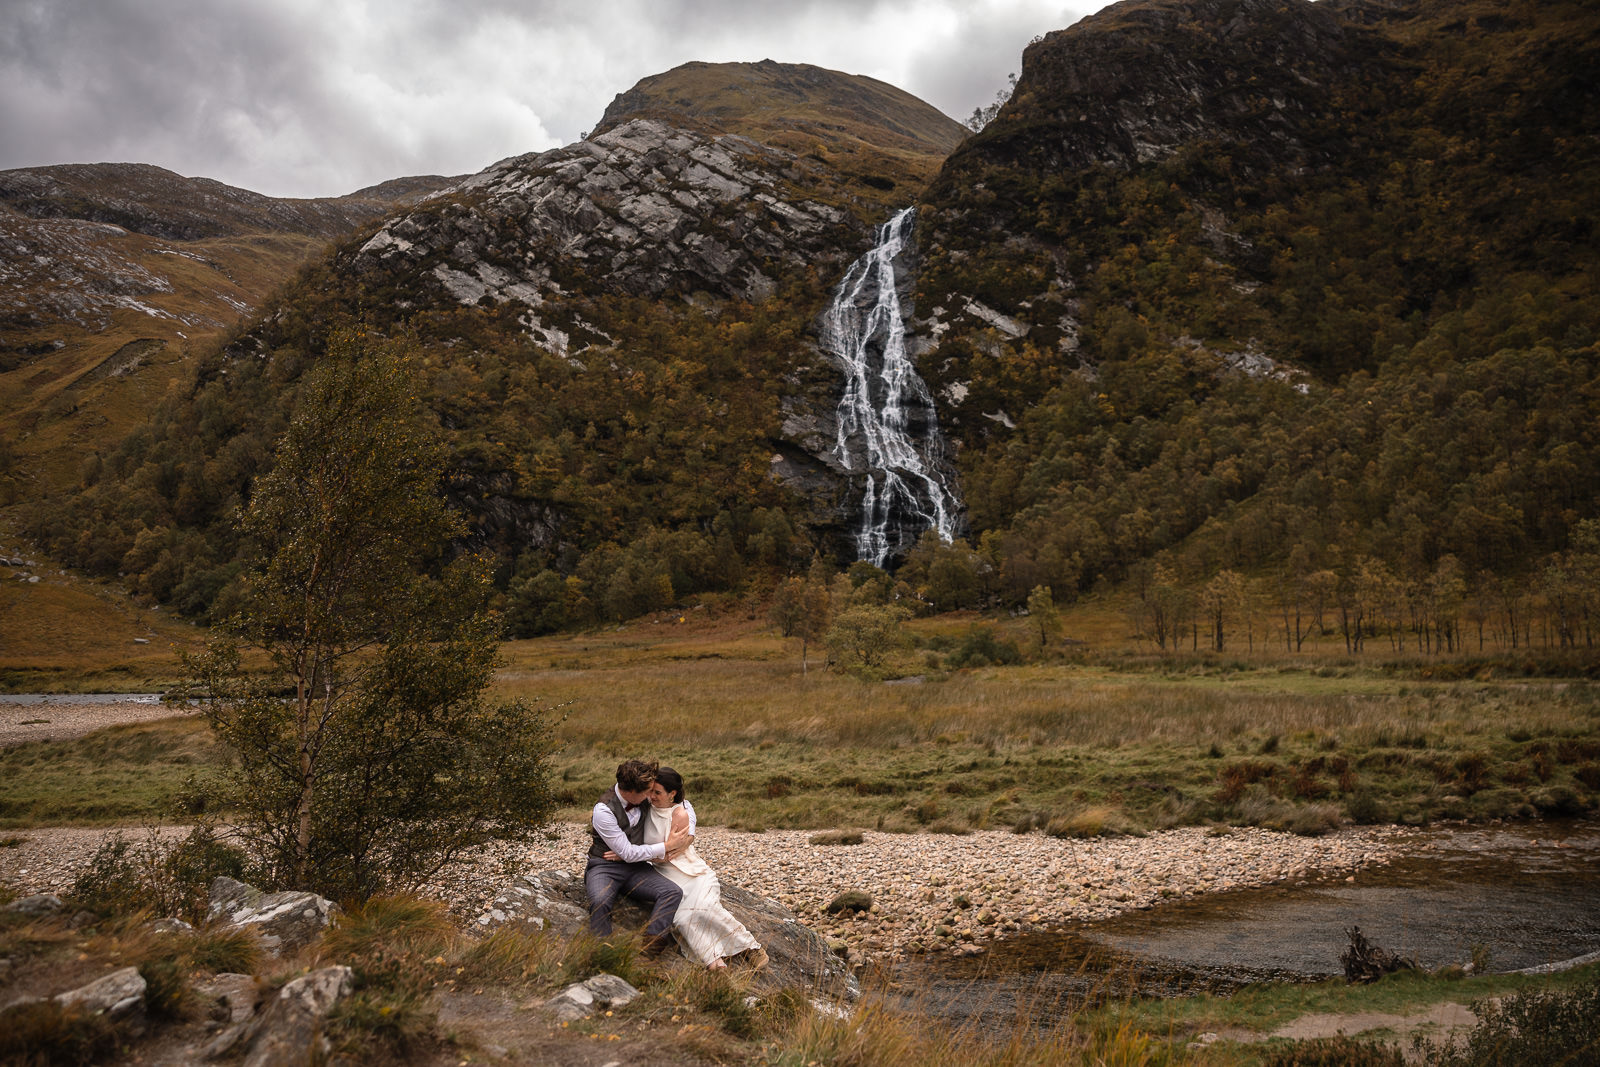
<box><xmin>348</xmin><ymin>118</ymin><xmax>858</xmax><ymax>330</ymax></box>
<box><xmin>473</xmin><ymin>869</ymin><xmax>590</xmax><ymax>933</ymax></box>
<box><xmin>5</xmin><ymin>893</ymin><xmax>64</xmax><ymax>916</ymax></box>
<box><xmin>206</xmin><ymin>877</ymin><xmax>339</xmax><ymax>956</ymax></box>
<box><xmin>476</xmin><ymin>868</ymin><xmax>858</xmax><ymax>1002</ymax></box>
<box><xmin>203</xmin><ymin>964</ymin><xmax>353</xmax><ymax>1066</ymax></box>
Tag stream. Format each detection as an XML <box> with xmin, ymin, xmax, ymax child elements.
<box><xmin>885</xmin><ymin>820</ymin><xmax>1600</xmax><ymax>1022</ymax></box>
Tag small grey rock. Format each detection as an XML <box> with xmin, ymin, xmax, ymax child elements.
<box><xmin>6</xmin><ymin>893</ymin><xmax>64</xmax><ymax>916</ymax></box>
<box><xmin>55</xmin><ymin>966</ymin><xmax>147</xmax><ymax>1020</ymax></box>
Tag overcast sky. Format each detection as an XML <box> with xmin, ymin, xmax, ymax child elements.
<box><xmin>1</xmin><ymin>0</ymin><xmax>1106</xmax><ymax>200</ymax></box>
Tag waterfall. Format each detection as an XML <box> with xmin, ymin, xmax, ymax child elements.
<box><xmin>822</xmin><ymin>207</ymin><xmax>964</xmax><ymax>566</ymax></box>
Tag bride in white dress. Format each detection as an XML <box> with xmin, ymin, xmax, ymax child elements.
<box><xmin>640</xmin><ymin>767</ymin><xmax>765</xmax><ymax>970</ymax></box>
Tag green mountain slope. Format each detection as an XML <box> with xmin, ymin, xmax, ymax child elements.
<box><xmin>911</xmin><ymin>0</ymin><xmax>1600</xmax><ymax>623</ymax></box>
<box><xmin>13</xmin><ymin>1</ymin><xmax>1600</xmax><ymax>649</ymax></box>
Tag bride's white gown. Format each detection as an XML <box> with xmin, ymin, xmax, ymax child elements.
<box><xmin>643</xmin><ymin>803</ymin><xmax>760</xmax><ymax>965</ymax></box>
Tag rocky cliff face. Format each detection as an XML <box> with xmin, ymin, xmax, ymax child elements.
<box><xmin>346</xmin><ymin>118</ymin><xmax>860</xmax><ymax>325</ymax></box>
<box><xmin>908</xmin><ymin>0</ymin><xmax>1396</xmax><ymax>445</ymax></box>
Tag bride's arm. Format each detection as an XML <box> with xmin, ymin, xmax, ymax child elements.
<box><xmin>664</xmin><ymin>805</ymin><xmax>692</xmax><ymax>859</ymax></box>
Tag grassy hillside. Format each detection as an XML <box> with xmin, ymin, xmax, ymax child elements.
<box><xmin>912</xmin><ymin>0</ymin><xmax>1600</xmax><ymax>636</ymax></box>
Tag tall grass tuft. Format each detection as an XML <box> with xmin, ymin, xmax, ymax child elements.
<box><xmin>459</xmin><ymin>924</ymin><xmax>562</xmax><ymax>984</ymax></box>
<box><xmin>316</xmin><ymin>896</ymin><xmax>458</xmax><ymax>1060</ymax></box>
<box><xmin>320</xmin><ymin>894</ymin><xmax>456</xmax><ymax>961</ymax></box>
<box><xmin>774</xmin><ymin>997</ymin><xmax>1193</xmax><ymax>1066</ymax></box>
<box><xmin>0</xmin><ymin>1000</ymin><xmax>119</xmax><ymax>1067</ymax></box>
<box><xmin>556</xmin><ymin>930</ymin><xmax>646</xmax><ymax>987</ymax></box>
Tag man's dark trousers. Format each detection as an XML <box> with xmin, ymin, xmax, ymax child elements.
<box><xmin>584</xmin><ymin>858</ymin><xmax>682</xmax><ymax>940</ymax></box>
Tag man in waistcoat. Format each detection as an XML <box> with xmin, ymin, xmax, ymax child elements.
<box><xmin>585</xmin><ymin>757</ymin><xmax>693</xmax><ymax>952</ymax></box>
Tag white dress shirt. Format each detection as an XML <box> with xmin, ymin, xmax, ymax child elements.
<box><xmin>591</xmin><ymin>786</ymin><xmax>697</xmax><ymax>863</ymax></box>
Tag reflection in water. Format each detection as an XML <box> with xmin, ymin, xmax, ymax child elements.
<box><xmin>885</xmin><ymin>822</ymin><xmax>1600</xmax><ymax>1026</ymax></box>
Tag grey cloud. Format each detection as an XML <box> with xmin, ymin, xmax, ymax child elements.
<box><xmin>1</xmin><ymin>0</ymin><xmax>1106</xmax><ymax>198</ymax></box>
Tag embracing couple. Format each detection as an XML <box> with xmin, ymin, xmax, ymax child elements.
<box><xmin>585</xmin><ymin>758</ymin><xmax>768</xmax><ymax>970</ymax></box>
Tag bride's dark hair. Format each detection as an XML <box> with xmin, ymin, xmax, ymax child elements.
<box><xmin>655</xmin><ymin>766</ymin><xmax>685</xmax><ymax>803</ymax></box>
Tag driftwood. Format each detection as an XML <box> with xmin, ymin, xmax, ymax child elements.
<box><xmin>1341</xmin><ymin>925</ymin><xmax>1419</xmax><ymax>983</ymax></box>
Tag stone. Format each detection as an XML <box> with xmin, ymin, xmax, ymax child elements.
<box><xmin>55</xmin><ymin>966</ymin><xmax>147</xmax><ymax>1020</ymax></box>
<box><xmin>195</xmin><ymin>972</ymin><xmax>262</xmax><ymax>1028</ymax></box>
<box><xmin>540</xmin><ymin>972</ymin><xmax>640</xmax><ymax>1023</ymax></box>
<box><xmin>6</xmin><ymin>893</ymin><xmax>64</xmax><ymax>916</ymax></box>
<box><xmin>825</xmin><ymin>889</ymin><xmax>873</xmax><ymax>915</ymax></box>
<box><xmin>206</xmin><ymin>964</ymin><xmax>353</xmax><ymax>1066</ymax></box>
<box><xmin>206</xmin><ymin>877</ymin><xmax>338</xmax><ymax>956</ymax></box>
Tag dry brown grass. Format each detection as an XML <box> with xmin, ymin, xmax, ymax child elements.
<box><xmin>0</xmin><ymin>570</ymin><xmax>204</xmax><ymax>690</ymax></box>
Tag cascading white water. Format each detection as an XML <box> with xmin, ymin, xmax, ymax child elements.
<box><xmin>823</xmin><ymin>207</ymin><xmax>964</xmax><ymax>566</ymax></box>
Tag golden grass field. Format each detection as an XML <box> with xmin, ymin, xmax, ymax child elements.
<box><xmin>3</xmin><ymin>566</ymin><xmax>1598</xmax><ymax>835</ymax></box>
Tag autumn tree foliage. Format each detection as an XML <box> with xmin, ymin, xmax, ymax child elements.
<box><xmin>182</xmin><ymin>331</ymin><xmax>556</xmax><ymax>900</ymax></box>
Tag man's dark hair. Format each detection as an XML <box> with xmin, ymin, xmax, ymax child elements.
<box><xmin>616</xmin><ymin>758</ymin><xmax>659</xmax><ymax>792</ymax></box>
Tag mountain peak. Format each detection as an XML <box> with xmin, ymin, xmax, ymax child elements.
<box><xmin>595</xmin><ymin>60</ymin><xmax>968</xmax><ymax>197</ymax></box>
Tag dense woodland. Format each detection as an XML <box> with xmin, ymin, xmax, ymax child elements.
<box><xmin>14</xmin><ymin>0</ymin><xmax>1600</xmax><ymax>658</ymax></box>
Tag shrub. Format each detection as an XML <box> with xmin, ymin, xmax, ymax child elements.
<box><xmin>1412</xmin><ymin>973</ymin><xmax>1600</xmax><ymax>1066</ymax></box>
<box><xmin>946</xmin><ymin>626</ymin><xmax>1022</xmax><ymax>669</ymax></box>
<box><xmin>808</xmin><ymin>829</ymin><xmax>865</xmax><ymax>846</ymax></box>
<box><xmin>69</xmin><ymin>825</ymin><xmax>247</xmax><ymax>924</ymax></box>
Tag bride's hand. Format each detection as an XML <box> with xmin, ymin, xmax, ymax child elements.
<box><xmin>603</xmin><ymin>850</ymin><xmax>620</xmax><ymax>861</ymax></box>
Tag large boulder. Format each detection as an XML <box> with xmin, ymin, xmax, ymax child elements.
<box><xmin>472</xmin><ymin>870</ymin><xmax>589</xmax><ymax>934</ymax></box>
<box><xmin>5</xmin><ymin>893</ymin><xmax>64</xmax><ymax>917</ymax></box>
<box><xmin>204</xmin><ymin>964</ymin><xmax>353</xmax><ymax>1066</ymax></box>
<box><xmin>206</xmin><ymin>877</ymin><xmax>339</xmax><ymax>956</ymax></box>
<box><xmin>476</xmin><ymin>868</ymin><xmax>858</xmax><ymax>1002</ymax></box>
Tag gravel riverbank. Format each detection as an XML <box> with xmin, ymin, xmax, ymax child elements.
<box><xmin>0</xmin><ymin>700</ymin><xmax>181</xmax><ymax>747</ymax></box>
<box><xmin>437</xmin><ymin>822</ymin><xmax>1400</xmax><ymax>959</ymax></box>
<box><xmin>2</xmin><ymin>821</ymin><xmax>1400</xmax><ymax>961</ymax></box>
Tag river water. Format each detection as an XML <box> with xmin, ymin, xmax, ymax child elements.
<box><xmin>885</xmin><ymin>820</ymin><xmax>1600</xmax><ymax>1021</ymax></box>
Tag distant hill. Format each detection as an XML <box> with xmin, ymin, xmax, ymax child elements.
<box><xmin>0</xmin><ymin>164</ymin><xmax>460</xmax><ymax>493</ymax></box>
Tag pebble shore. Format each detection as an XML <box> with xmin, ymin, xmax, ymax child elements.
<box><xmin>426</xmin><ymin>821</ymin><xmax>1401</xmax><ymax>960</ymax></box>
<box><xmin>3</xmin><ymin>822</ymin><xmax>1400</xmax><ymax>962</ymax></box>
